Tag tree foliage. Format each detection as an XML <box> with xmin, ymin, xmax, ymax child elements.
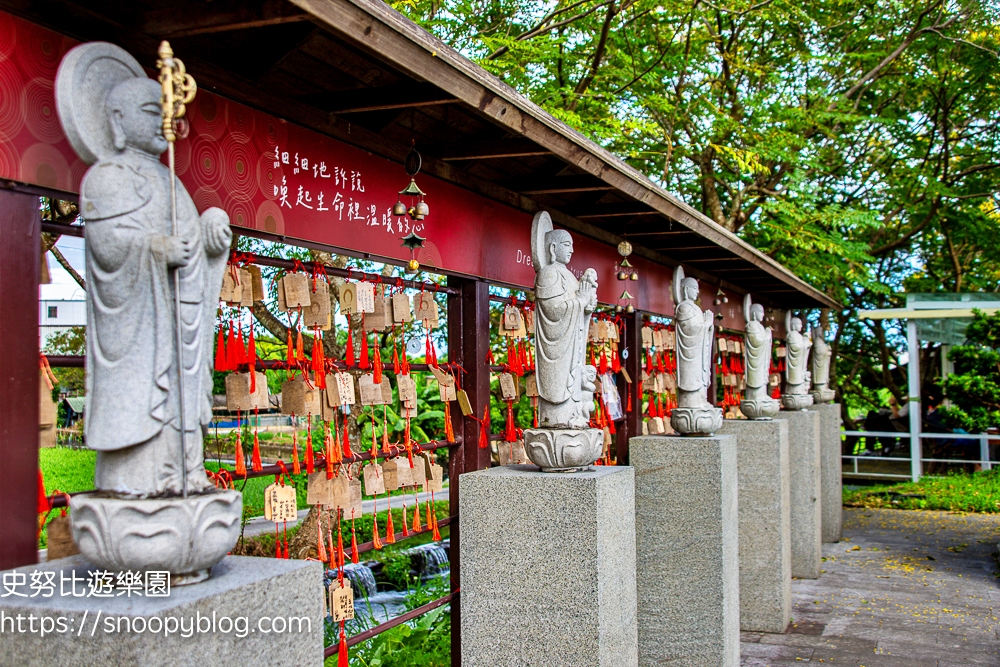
<box><xmin>939</xmin><ymin>309</ymin><xmax>1000</xmax><ymax>432</ymax></box>
<box><xmin>392</xmin><ymin>0</ymin><xmax>1000</xmax><ymax>415</ymax></box>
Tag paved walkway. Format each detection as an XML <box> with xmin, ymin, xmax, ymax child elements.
<box><xmin>742</xmin><ymin>508</ymin><xmax>1000</xmax><ymax>666</ymax></box>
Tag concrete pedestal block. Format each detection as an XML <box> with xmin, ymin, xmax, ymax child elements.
<box><xmin>0</xmin><ymin>555</ymin><xmax>323</xmax><ymax>667</ymax></box>
<box><xmin>778</xmin><ymin>410</ymin><xmax>822</xmax><ymax>578</ymax></box>
<box><xmin>816</xmin><ymin>403</ymin><xmax>843</xmax><ymax>543</ymax></box>
<box><xmin>459</xmin><ymin>465</ymin><xmax>637</xmax><ymax>667</ymax></box>
<box><xmin>719</xmin><ymin>419</ymin><xmax>791</xmax><ymax>633</ymax></box>
<box><xmin>630</xmin><ymin>435</ymin><xmax>739</xmax><ymax>667</ymax></box>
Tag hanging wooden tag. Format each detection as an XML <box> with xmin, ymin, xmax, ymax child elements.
<box><xmin>734</xmin><ymin>339</ymin><xmax>742</xmax><ymax>354</ymax></box>
<box><xmin>498</xmin><ymin>372</ymin><xmax>517</xmax><ymax>401</ymax></box>
<box><xmin>303</xmin><ymin>280</ymin><xmax>331</xmax><ymax>329</ymax></box>
<box><xmin>397</xmin><ymin>459</ymin><xmax>415</xmax><ymax>487</ymax></box>
<box><xmin>397</xmin><ymin>375</ymin><xmax>418</xmax><ymax>406</ymax></box>
<box><xmin>426</xmin><ymin>460</ymin><xmax>444</xmax><ymax>492</ymax></box>
<box><xmin>303</xmin><ymin>387</ymin><xmax>324</xmax><ymax>416</ymax></box>
<box><xmin>237</xmin><ymin>269</ymin><xmax>254</xmax><ymax>307</ymax></box>
<box><xmin>607</xmin><ymin>322</ymin><xmax>620</xmax><ymax>342</ymax></box>
<box><xmin>596</xmin><ymin>320</ymin><xmax>610</xmax><ymax>341</ymax></box>
<box><xmin>588</xmin><ymin>320</ymin><xmax>599</xmax><ymax>343</ymax></box>
<box><xmin>641</xmin><ymin>326</ymin><xmax>653</xmax><ymax>348</ymax></box>
<box><xmin>363</xmin><ymin>296</ymin><xmax>390</xmax><ymax>332</ymax></box>
<box><xmin>264</xmin><ymin>483</ymin><xmax>297</xmax><ymax>522</ymax></box>
<box><xmin>718</xmin><ymin>337</ymin><xmax>728</xmax><ymax>353</ymax></box>
<box><xmin>650</xmin><ymin>416</ymin><xmax>665</xmax><ymax>434</ymax></box>
<box><xmin>358</xmin><ymin>374</ymin><xmax>385</xmax><ymax>406</ymax></box>
<box><xmin>414</xmin><ymin>294</ymin><xmax>438</xmax><ymax>327</ymax></box>
<box><xmin>603</xmin><ymin>426</ymin><xmax>612</xmax><ymax>447</ymax></box>
<box><xmin>331</xmin><ymin>473</ymin><xmax>351</xmax><ymax>511</ymax></box>
<box><xmin>356</xmin><ymin>282</ymin><xmax>375</xmax><ymax>313</ymax></box>
<box><xmin>456</xmin><ymin>389</ymin><xmax>473</xmax><ymax>416</ymax></box>
<box><xmin>665</xmin><ymin>329</ymin><xmax>676</xmax><ymax>349</ymax></box>
<box><xmin>281</xmin><ymin>378</ymin><xmax>307</xmax><ymax>415</ymax></box>
<box><xmin>46</xmin><ymin>514</ymin><xmax>80</xmax><ymax>560</ymax></box>
<box><xmin>654</xmin><ymin>374</ymin><xmax>666</xmax><ymax>393</ymax></box>
<box><xmin>363</xmin><ymin>463</ymin><xmax>385</xmax><ymax>496</ymax></box>
<box><xmin>642</xmin><ymin>420</ymin><xmax>649</xmax><ymax>435</ymax></box>
<box><xmin>348</xmin><ymin>476</ymin><xmax>363</xmax><ymax>517</ymax></box>
<box><xmin>429</xmin><ymin>366</ymin><xmax>456</xmax><ymax>401</ymax></box>
<box><xmin>327</xmin><ymin>372</ymin><xmax>356</xmax><ymax>406</ymax></box>
<box><xmin>641</xmin><ymin>372</ymin><xmax>656</xmax><ymax>391</ymax></box>
<box><xmin>620</xmin><ymin>366</ymin><xmax>632</xmax><ymax>384</ymax></box>
<box><xmin>503</xmin><ymin>305</ymin><xmax>521</xmax><ymax>331</ymax></box>
<box><xmin>652</xmin><ymin>328</ymin><xmax>664</xmax><ymax>348</ymax></box>
<box><xmin>392</xmin><ymin>293</ymin><xmax>412</xmax><ymax>323</ymax></box>
<box><xmin>382</xmin><ymin>458</ymin><xmax>401</xmax><ymax>491</ymax></box>
<box><xmin>331</xmin><ymin>582</ymin><xmax>355</xmax><ymax>622</ymax></box>
<box><xmin>277</xmin><ymin>275</ymin><xmax>288</xmax><ymax>312</ymax></box>
<box><xmin>776</xmin><ymin>346</ymin><xmax>786</xmax><ymax>358</ymax></box>
<box><xmin>307</xmin><ymin>471</ymin><xmax>335</xmax><ymax>506</ymax></box>
<box><xmin>225</xmin><ymin>372</ymin><xmax>254</xmax><ymax>412</ymax></box>
<box><xmin>665</xmin><ymin>374</ymin><xmax>677</xmax><ymax>392</ymax></box>
<box><xmin>498</xmin><ymin>440</ymin><xmax>529</xmax><ymax>465</ymax></box>
<box><xmin>283</xmin><ymin>272</ymin><xmax>311</xmax><ymax>308</ymax></box>
<box><xmin>220</xmin><ymin>270</ymin><xmax>237</xmax><ymax>302</ymax></box>
<box><xmin>524</xmin><ymin>309</ymin><xmax>535</xmax><ymax>335</ymax></box>
<box><xmin>339</xmin><ymin>282</ymin><xmax>357</xmax><ymax>314</ymax></box>
<box><xmin>248</xmin><ymin>265</ymin><xmax>265</xmax><ymax>303</ymax></box>
<box><xmin>525</xmin><ymin>373</ymin><xmax>539</xmax><ymax>397</ymax></box>
<box><xmin>251</xmin><ymin>371</ymin><xmax>270</xmax><ymax>409</ymax></box>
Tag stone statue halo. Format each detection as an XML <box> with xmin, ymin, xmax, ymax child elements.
<box><xmin>55</xmin><ymin>42</ymin><xmax>145</xmax><ymax>166</ymax></box>
<box><xmin>743</xmin><ymin>293</ymin><xmax>753</xmax><ymax>324</ymax></box>
<box><xmin>530</xmin><ymin>210</ymin><xmax>554</xmax><ymax>271</ymax></box>
<box><xmin>671</xmin><ymin>265</ymin><xmax>685</xmax><ymax>307</ymax></box>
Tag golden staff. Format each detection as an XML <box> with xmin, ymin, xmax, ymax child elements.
<box><xmin>157</xmin><ymin>41</ymin><xmax>197</xmax><ymax>498</ymax></box>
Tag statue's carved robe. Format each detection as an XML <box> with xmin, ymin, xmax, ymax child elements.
<box><xmin>674</xmin><ymin>300</ymin><xmax>714</xmax><ymax>393</ymax></box>
<box><xmin>82</xmin><ymin>153</ymin><xmax>225</xmax><ymax>496</ymax></box>
<box><xmin>811</xmin><ymin>338</ymin><xmax>831</xmax><ymax>388</ymax></box>
<box><xmin>534</xmin><ymin>262</ymin><xmax>588</xmax><ymax>416</ymax></box>
<box><xmin>785</xmin><ymin>331</ymin><xmax>809</xmax><ymax>387</ymax></box>
<box><xmin>744</xmin><ymin>322</ymin><xmax>772</xmax><ymax>391</ymax></box>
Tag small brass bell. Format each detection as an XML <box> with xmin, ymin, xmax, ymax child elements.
<box><xmin>626</xmin><ymin>304</ymin><xmax>635</xmax><ymax>314</ymax></box>
<box><xmin>408</xmin><ymin>258</ymin><xmax>420</xmax><ymax>272</ymax></box>
<box><xmin>393</xmin><ymin>200</ymin><xmax>407</xmax><ymax>216</ymax></box>
<box><xmin>415</xmin><ymin>200</ymin><xmax>429</xmax><ymax>218</ymax></box>
<box><xmin>617</xmin><ymin>271</ymin><xmax>628</xmax><ymax>281</ymax></box>
<box><xmin>615</xmin><ymin>304</ymin><xmax>623</xmax><ymax>313</ymax></box>
<box><xmin>629</xmin><ymin>272</ymin><xmax>638</xmax><ymax>281</ymax></box>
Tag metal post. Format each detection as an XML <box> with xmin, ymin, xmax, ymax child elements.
<box><xmin>906</xmin><ymin>319</ymin><xmax>922</xmax><ymax>481</ymax></box>
<box><xmin>447</xmin><ymin>276</ymin><xmax>490</xmax><ymax>667</ymax></box>
<box><xmin>980</xmin><ymin>435</ymin><xmax>991</xmax><ymax>471</ymax></box>
<box><xmin>0</xmin><ymin>189</ymin><xmax>41</xmax><ymax>570</ymax></box>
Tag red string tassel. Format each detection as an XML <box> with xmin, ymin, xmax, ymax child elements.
<box><xmin>235</xmin><ymin>326</ymin><xmax>247</xmax><ymax>367</ymax></box>
<box><xmin>317</xmin><ymin>514</ymin><xmax>328</xmax><ymax>563</ymax></box>
<box><xmin>392</xmin><ymin>337</ymin><xmax>400</xmax><ymax>374</ymax></box>
<box><xmin>342</xmin><ymin>415</ymin><xmax>353</xmax><ymax>459</ymax></box>
<box><xmin>431</xmin><ymin>492</ymin><xmax>441</xmax><ymax>541</ymax></box>
<box><xmin>215</xmin><ymin>326</ymin><xmax>227</xmax><ymax>372</ymax></box>
<box><xmin>350</xmin><ymin>512</ymin><xmax>359</xmax><ymax>564</ymax></box>
<box><xmin>227</xmin><ymin>324</ymin><xmax>238</xmax><ymax>370</ymax></box>
<box><xmin>275</xmin><ymin>524</ymin><xmax>282</xmax><ymax>559</ymax></box>
<box><xmin>337</xmin><ymin>622</ymin><xmax>348</xmax><ymax>667</ymax></box>
<box><xmin>248</xmin><ymin>329</ymin><xmax>257</xmax><ymax>391</ymax></box>
<box><xmin>372</xmin><ymin>514</ymin><xmax>383</xmax><ymax>550</ymax></box>
<box><xmin>444</xmin><ymin>401</ymin><xmax>455</xmax><ymax>443</ymax></box>
<box><xmin>336</xmin><ymin>513</ymin><xmax>346</xmax><ymax>569</ymax></box>
<box><xmin>373</xmin><ymin>342</ymin><xmax>383</xmax><ymax>385</ymax></box>
<box><xmin>345</xmin><ymin>327</ymin><xmax>355</xmax><ymax>368</ymax></box>
<box><xmin>385</xmin><ymin>497</ymin><xmax>396</xmax><ymax>544</ymax></box>
<box><xmin>478</xmin><ymin>405</ymin><xmax>491</xmax><ymax>449</ymax></box>
<box><xmin>234</xmin><ymin>429</ymin><xmax>246</xmax><ymax>477</ymax></box>
<box><xmin>598</xmin><ymin>348</ymin><xmax>609</xmax><ymax>374</ymax></box>
<box><xmin>292</xmin><ymin>428</ymin><xmax>301</xmax><ymax>475</ymax></box>
<box><xmin>326</xmin><ymin>429</ymin><xmax>335</xmax><ymax>479</ymax></box>
<box><xmin>295</xmin><ymin>329</ymin><xmax>305</xmax><ymax>362</ymax></box>
<box><xmin>251</xmin><ymin>430</ymin><xmax>262</xmax><ymax>472</ymax></box>
<box><xmin>412</xmin><ymin>495</ymin><xmax>422</xmax><ymax>532</ymax></box>
<box><xmin>401</xmin><ymin>503</ymin><xmax>410</xmax><ymax>537</ymax></box>
<box><xmin>359</xmin><ymin>332</ymin><xmax>370</xmax><ymax>370</ymax></box>
<box><xmin>286</xmin><ymin>328</ymin><xmax>294</xmax><ymax>366</ymax></box>
<box><xmin>505</xmin><ymin>400</ymin><xmax>516</xmax><ymax>442</ymax></box>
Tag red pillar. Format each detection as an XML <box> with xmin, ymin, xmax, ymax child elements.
<box><xmin>447</xmin><ymin>276</ymin><xmax>490</xmax><ymax>667</ymax></box>
<box><xmin>0</xmin><ymin>188</ymin><xmax>40</xmax><ymax>570</ymax></box>
<box><xmin>616</xmin><ymin>310</ymin><xmax>642</xmax><ymax>464</ymax></box>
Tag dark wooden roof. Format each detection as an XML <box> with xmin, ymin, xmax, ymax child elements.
<box><xmin>1</xmin><ymin>0</ymin><xmax>837</xmax><ymax>309</ymax></box>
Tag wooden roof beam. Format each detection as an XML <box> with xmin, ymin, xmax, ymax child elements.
<box><xmin>304</xmin><ymin>81</ymin><xmax>459</xmax><ymax>114</ymax></box>
<box><xmin>498</xmin><ymin>174</ymin><xmax>615</xmax><ymax>195</ymax></box>
<box><xmin>438</xmin><ymin>138</ymin><xmax>553</xmax><ymax>161</ymax></box>
<box><xmin>142</xmin><ymin>0</ymin><xmax>312</xmax><ymax>38</ymax></box>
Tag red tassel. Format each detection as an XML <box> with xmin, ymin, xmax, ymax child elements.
<box><xmin>234</xmin><ymin>430</ymin><xmax>247</xmax><ymax>477</ymax></box>
<box><xmin>505</xmin><ymin>400</ymin><xmax>516</xmax><ymax>442</ymax></box>
<box><xmin>251</xmin><ymin>430</ymin><xmax>262</xmax><ymax>472</ymax></box>
<box><xmin>626</xmin><ymin>387</ymin><xmax>633</xmax><ymax>413</ymax></box>
<box><xmin>37</xmin><ymin>469</ymin><xmax>48</xmax><ymax>514</ymax></box>
<box><xmin>412</xmin><ymin>497</ymin><xmax>422</xmax><ymax>532</ymax></box>
<box><xmin>340</xmin><ymin>415</ymin><xmax>351</xmax><ymax>459</ymax></box>
<box><xmin>317</xmin><ymin>515</ymin><xmax>328</xmax><ymax>563</ymax></box>
<box><xmin>645</xmin><ymin>350</ymin><xmax>653</xmax><ymax>373</ymax></box>
<box><xmin>508</xmin><ymin>339</ymin><xmax>521</xmax><ymax>375</ymax></box>
<box><xmin>385</xmin><ymin>497</ymin><xmax>396</xmax><ymax>544</ymax></box>
<box><xmin>372</xmin><ymin>514</ymin><xmax>383</xmax><ymax>550</ymax></box>
<box><xmin>611</xmin><ymin>346</ymin><xmax>621</xmax><ymax>373</ymax></box>
<box><xmin>336</xmin><ymin>514</ymin><xmax>346</xmax><ymax>569</ymax></box>
<box><xmin>401</xmin><ymin>341</ymin><xmax>410</xmax><ymax>375</ymax></box>
<box><xmin>235</xmin><ymin>327</ymin><xmax>247</xmax><ymax>367</ymax></box>
<box><xmin>392</xmin><ymin>337</ymin><xmax>401</xmax><ymax>374</ymax></box>
<box><xmin>345</xmin><ymin>326</ymin><xmax>355</xmax><ymax>367</ymax></box>
<box><xmin>337</xmin><ymin>623</ymin><xmax>349</xmax><ymax>667</ymax></box>
<box><xmin>292</xmin><ymin>428</ymin><xmax>301</xmax><ymax>475</ymax></box>
<box><xmin>431</xmin><ymin>492</ymin><xmax>441</xmax><ymax>541</ymax></box>
<box><xmin>478</xmin><ymin>405</ymin><xmax>490</xmax><ymax>449</ymax></box>
<box><xmin>227</xmin><ymin>325</ymin><xmax>238</xmax><ymax>370</ymax></box>
<box><xmin>215</xmin><ymin>327</ymin><xmax>227</xmax><ymax>372</ymax></box>
<box><xmin>532</xmin><ymin>396</ymin><xmax>539</xmax><ymax>428</ymax></box>
<box><xmin>599</xmin><ymin>349</ymin><xmax>609</xmax><ymax>374</ymax></box>
<box><xmin>402</xmin><ymin>503</ymin><xmax>410</xmax><ymax>537</ymax></box>
<box><xmin>444</xmin><ymin>402</ymin><xmax>455</xmax><ymax>443</ymax></box>
<box><xmin>275</xmin><ymin>525</ymin><xmax>282</xmax><ymax>559</ymax></box>
<box><xmin>429</xmin><ymin>335</ymin><xmax>438</xmax><ymax>367</ymax></box>
<box><xmin>296</xmin><ymin>329</ymin><xmax>305</xmax><ymax>362</ymax></box>
<box><xmin>286</xmin><ymin>328</ymin><xmax>294</xmax><ymax>366</ymax></box>
<box><xmin>326</xmin><ymin>429</ymin><xmax>335</xmax><ymax>479</ymax></box>
<box><xmin>359</xmin><ymin>332</ymin><xmax>370</xmax><ymax>370</ymax></box>
<box><xmin>350</xmin><ymin>513</ymin><xmax>359</xmax><ymax>564</ymax></box>
<box><xmin>373</xmin><ymin>342</ymin><xmax>383</xmax><ymax>384</ymax></box>
<box><xmin>248</xmin><ymin>330</ymin><xmax>257</xmax><ymax>392</ymax></box>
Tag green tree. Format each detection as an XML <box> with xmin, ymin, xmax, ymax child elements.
<box><xmin>43</xmin><ymin>326</ymin><xmax>86</xmax><ymax>394</ymax></box>
<box><xmin>939</xmin><ymin>309</ymin><xmax>1000</xmax><ymax>432</ymax></box>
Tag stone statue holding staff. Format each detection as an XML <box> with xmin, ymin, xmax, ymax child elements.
<box><xmin>780</xmin><ymin>311</ymin><xmax>814</xmax><ymax>410</ymax></box>
<box><xmin>669</xmin><ymin>266</ymin><xmax>723</xmax><ymax>435</ymax></box>
<box><xmin>739</xmin><ymin>293</ymin><xmax>779</xmax><ymax>419</ymax></box>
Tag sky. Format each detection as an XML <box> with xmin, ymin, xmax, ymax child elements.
<box><xmin>41</xmin><ymin>235</ymin><xmax>86</xmax><ymax>301</ymax></box>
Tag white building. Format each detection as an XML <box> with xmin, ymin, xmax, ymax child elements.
<box><xmin>39</xmin><ymin>299</ymin><xmax>86</xmax><ymax>346</ymax></box>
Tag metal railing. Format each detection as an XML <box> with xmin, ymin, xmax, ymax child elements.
<box><xmin>841</xmin><ymin>430</ymin><xmax>995</xmax><ymax>481</ymax></box>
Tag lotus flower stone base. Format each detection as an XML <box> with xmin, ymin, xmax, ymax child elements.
<box><xmin>670</xmin><ymin>406</ymin><xmax>724</xmax><ymax>435</ymax></box>
<box><xmin>811</xmin><ymin>388</ymin><xmax>836</xmax><ymax>404</ymax></box>
<box><xmin>70</xmin><ymin>488</ymin><xmax>242</xmax><ymax>586</ymax></box>
<box><xmin>781</xmin><ymin>393</ymin><xmax>815</xmax><ymax>411</ymax></box>
<box><xmin>523</xmin><ymin>428</ymin><xmax>603</xmax><ymax>472</ymax></box>
<box><xmin>740</xmin><ymin>397</ymin><xmax>780</xmax><ymax>420</ymax></box>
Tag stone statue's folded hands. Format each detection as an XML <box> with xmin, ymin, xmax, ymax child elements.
<box><xmin>155</xmin><ymin>235</ymin><xmax>192</xmax><ymax>267</ymax></box>
<box><xmin>201</xmin><ymin>206</ymin><xmax>232</xmax><ymax>257</ymax></box>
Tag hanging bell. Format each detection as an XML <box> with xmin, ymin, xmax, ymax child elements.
<box><xmin>407</xmin><ymin>258</ymin><xmax>420</xmax><ymax>272</ymax></box>
<box><xmin>626</xmin><ymin>304</ymin><xmax>635</xmax><ymax>314</ymax></box>
<box><xmin>414</xmin><ymin>200</ymin><xmax>429</xmax><ymax>218</ymax></box>
<box><xmin>629</xmin><ymin>272</ymin><xmax>639</xmax><ymax>281</ymax></box>
<box><xmin>617</xmin><ymin>271</ymin><xmax>628</xmax><ymax>281</ymax></box>
<box><xmin>393</xmin><ymin>200</ymin><xmax>407</xmax><ymax>217</ymax></box>
<box><xmin>615</xmin><ymin>304</ymin><xmax>623</xmax><ymax>313</ymax></box>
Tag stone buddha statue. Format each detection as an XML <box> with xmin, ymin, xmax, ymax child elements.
<box><xmin>810</xmin><ymin>324</ymin><xmax>835</xmax><ymax>403</ymax></box>
<box><xmin>740</xmin><ymin>294</ymin><xmax>779</xmax><ymax>419</ymax></box>
<box><xmin>669</xmin><ymin>266</ymin><xmax>723</xmax><ymax>434</ymax></box>
<box><xmin>57</xmin><ymin>41</ymin><xmax>240</xmax><ymax>583</ymax></box>
<box><xmin>780</xmin><ymin>312</ymin><xmax>814</xmax><ymax>410</ymax></box>
<box><xmin>522</xmin><ymin>212</ymin><xmax>602</xmax><ymax>471</ymax></box>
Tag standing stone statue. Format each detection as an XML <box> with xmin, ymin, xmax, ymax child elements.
<box><xmin>523</xmin><ymin>212</ymin><xmax>603</xmax><ymax>471</ymax></box>
<box><xmin>740</xmin><ymin>294</ymin><xmax>780</xmax><ymax>419</ymax></box>
<box><xmin>780</xmin><ymin>312</ymin><xmax>814</xmax><ymax>410</ymax></box>
<box><xmin>56</xmin><ymin>42</ymin><xmax>240</xmax><ymax>583</ymax></box>
<box><xmin>810</xmin><ymin>324</ymin><xmax>835</xmax><ymax>403</ymax></box>
<box><xmin>669</xmin><ymin>266</ymin><xmax>723</xmax><ymax>434</ymax></box>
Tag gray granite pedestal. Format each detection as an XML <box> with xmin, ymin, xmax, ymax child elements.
<box><xmin>816</xmin><ymin>403</ymin><xmax>843</xmax><ymax>543</ymax></box>
<box><xmin>630</xmin><ymin>435</ymin><xmax>739</xmax><ymax>667</ymax></box>
<box><xmin>778</xmin><ymin>409</ymin><xmax>822</xmax><ymax>578</ymax></box>
<box><xmin>0</xmin><ymin>555</ymin><xmax>323</xmax><ymax>667</ymax></box>
<box><xmin>459</xmin><ymin>465</ymin><xmax>637</xmax><ymax>667</ymax></box>
<box><xmin>720</xmin><ymin>419</ymin><xmax>791</xmax><ymax>633</ymax></box>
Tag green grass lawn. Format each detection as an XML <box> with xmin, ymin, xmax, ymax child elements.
<box><xmin>843</xmin><ymin>467</ymin><xmax>1000</xmax><ymax>513</ymax></box>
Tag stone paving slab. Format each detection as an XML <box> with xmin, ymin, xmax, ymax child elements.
<box><xmin>741</xmin><ymin>507</ymin><xmax>1000</xmax><ymax>666</ymax></box>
